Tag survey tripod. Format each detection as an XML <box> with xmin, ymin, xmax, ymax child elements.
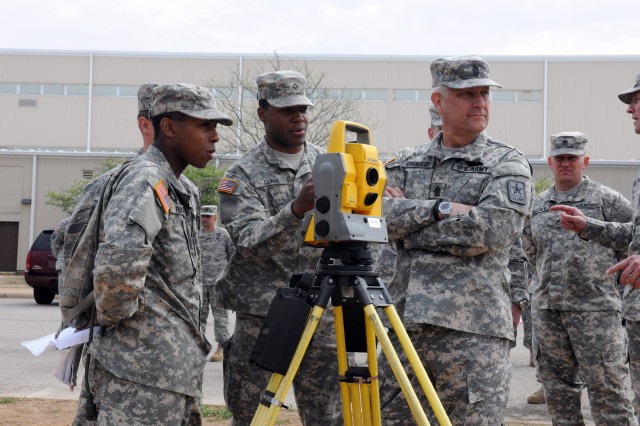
<box><xmin>249</xmin><ymin>242</ymin><xmax>451</xmax><ymax>426</ymax></box>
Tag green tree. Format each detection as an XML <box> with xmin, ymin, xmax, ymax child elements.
<box><xmin>534</xmin><ymin>176</ymin><xmax>554</xmax><ymax>195</ymax></box>
<box><xmin>183</xmin><ymin>165</ymin><xmax>227</xmax><ymax>206</ymax></box>
<box><xmin>208</xmin><ymin>52</ymin><xmax>381</xmax><ymax>155</ymax></box>
<box><xmin>46</xmin><ymin>157</ymin><xmax>225</xmax><ymax>214</ymax></box>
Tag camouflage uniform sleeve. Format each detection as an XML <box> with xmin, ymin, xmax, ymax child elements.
<box><xmin>522</xmin><ymin>217</ymin><xmax>537</xmax><ymax>275</ymax></box>
<box><xmin>50</xmin><ymin>216</ymin><xmax>69</xmax><ymax>260</ymax></box>
<box><xmin>219</xmin><ymin>170</ymin><xmax>301</xmax><ymax>254</ymax></box>
<box><xmin>508</xmin><ymin>235</ymin><xmax>529</xmax><ymax>304</ymax></box>
<box><xmin>579</xmin><ymin>191</ymin><xmax>634</xmax><ymax>253</ymax></box>
<box><xmin>93</xmin><ymin>169</ymin><xmax>163</xmax><ymax>325</ymax></box>
<box><xmin>224</xmin><ymin>230</ymin><xmax>236</xmax><ymax>262</ymax></box>
<box><xmin>403</xmin><ymin>158</ymin><xmax>532</xmax><ymax>256</ymax></box>
<box><xmin>383</xmin><ymin>157</ymin><xmax>439</xmax><ymax>240</ymax></box>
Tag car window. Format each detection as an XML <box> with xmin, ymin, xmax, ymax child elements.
<box><xmin>31</xmin><ymin>230</ymin><xmax>54</xmax><ymax>251</ymax></box>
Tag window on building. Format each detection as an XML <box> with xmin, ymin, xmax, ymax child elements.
<box><xmin>492</xmin><ymin>90</ymin><xmax>517</xmax><ymax>102</ymax></box>
<box><xmin>66</xmin><ymin>84</ymin><xmax>89</xmax><ymax>96</ymax></box>
<box><xmin>242</xmin><ymin>87</ymin><xmax>257</xmax><ymax>100</ymax></box>
<box><xmin>118</xmin><ymin>85</ymin><xmax>139</xmax><ymax>97</ymax></box>
<box><xmin>393</xmin><ymin>89</ymin><xmax>430</xmax><ymax>102</ymax></box>
<box><xmin>0</xmin><ymin>83</ymin><xmax>17</xmax><ymax>94</ymax></box>
<box><xmin>19</xmin><ymin>83</ymin><xmax>41</xmax><ymax>95</ymax></box>
<box><xmin>94</xmin><ymin>85</ymin><xmax>118</xmax><ymax>96</ymax></box>
<box><xmin>363</xmin><ymin>89</ymin><xmax>387</xmax><ymax>101</ymax></box>
<box><xmin>43</xmin><ymin>84</ymin><xmax>65</xmax><ymax>95</ymax></box>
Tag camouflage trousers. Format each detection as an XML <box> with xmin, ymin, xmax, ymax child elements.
<box><xmin>378</xmin><ymin>324</ymin><xmax>511</xmax><ymax>425</ymax></box>
<box><xmin>200</xmin><ymin>286</ymin><xmax>230</xmax><ymax>344</ymax></box>
<box><xmin>511</xmin><ymin>304</ymin><xmax>533</xmax><ymax>350</ymax></box>
<box><xmin>627</xmin><ymin>320</ymin><xmax>640</xmax><ymax>422</ymax></box>
<box><xmin>533</xmin><ymin>308</ymin><xmax>637</xmax><ymax>425</ymax></box>
<box><xmin>223</xmin><ymin>313</ymin><xmax>342</xmax><ymax>426</ymax></box>
<box><xmin>74</xmin><ymin>357</ymin><xmax>196</xmax><ymax>425</ymax></box>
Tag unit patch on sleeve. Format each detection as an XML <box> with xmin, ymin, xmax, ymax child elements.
<box><xmin>507</xmin><ymin>179</ymin><xmax>527</xmax><ymax>205</ymax></box>
<box><xmin>218</xmin><ymin>178</ymin><xmax>237</xmax><ymax>194</ymax></box>
<box><xmin>153</xmin><ymin>179</ymin><xmax>172</xmax><ymax>215</ymax></box>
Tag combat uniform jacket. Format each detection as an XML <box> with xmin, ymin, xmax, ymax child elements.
<box><xmin>523</xmin><ymin>177</ymin><xmax>633</xmax><ymax>312</ymax></box>
<box><xmin>200</xmin><ymin>227</ymin><xmax>235</xmax><ymax>287</ymax></box>
<box><xmin>88</xmin><ymin>145</ymin><xmax>209</xmax><ymax>397</ymax></box>
<box><xmin>384</xmin><ymin>131</ymin><xmax>532</xmax><ymax>341</ymax></box>
<box><xmin>217</xmin><ymin>139</ymin><xmax>323</xmax><ymax>316</ymax></box>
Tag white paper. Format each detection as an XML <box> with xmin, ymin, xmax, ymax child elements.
<box><xmin>54</xmin><ymin>326</ymin><xmax>101</xmax><ymax>350</ymax></box>
<box><xmin>21</xmin><ymin>326</ymin><xmax>101</xmax><ymax>356</ymax></box>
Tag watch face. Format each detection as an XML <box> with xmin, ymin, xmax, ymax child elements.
<box><xmin>439</xmin><ymin>201</ymin><xmax>452</xmax><ymax>214</ymax></box>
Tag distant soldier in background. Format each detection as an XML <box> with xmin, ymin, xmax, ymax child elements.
<box><xmin>523</xmin><ymin>132</ymin><xmax>636</xmax><ymax>424</ymax></box>
<box><xmin>199</xmin><ymin>204</ymin><xmax>235</xmax><ymax>362</ymax></box>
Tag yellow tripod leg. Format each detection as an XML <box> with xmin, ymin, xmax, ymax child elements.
<box><xmin>363</xmin><ymin>304</ymin><xmax>431</xmax><ymax>425</ymax></box>
<box><xmin>251</xmin><ymin>305</ymin><xmax>325</xmax><ymax>426</ymax></box>
<box><xmin>384</xmin><ymin>305</ymin><xmax>451</xmax><ymax>426</ymax></box>
<box><xmin>334</xmin><ymin>305</ymin><xmax>356</xmax><ymax>426</ymax></box>
<box><xmin>365</xmin><ymin>310</ymin><xmax>381</xmax><ymax>426</ymax></box>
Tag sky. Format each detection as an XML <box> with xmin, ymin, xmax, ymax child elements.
<box><xmin>0</xmin><ymin>0</ymin><xmax>637</xmax><ymax>57</ymax></box>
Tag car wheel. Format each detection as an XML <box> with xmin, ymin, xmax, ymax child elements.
<box><xmin>34</xmin><ymin>288</ymin><xmax>55</xmax><ymax>305</ymax></box>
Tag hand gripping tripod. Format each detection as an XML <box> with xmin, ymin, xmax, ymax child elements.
<box><xmin>249</xmin><ymin>242</ymin><xmax>451</xmax><ymax>425</ymax></box>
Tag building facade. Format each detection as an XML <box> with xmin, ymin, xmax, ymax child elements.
<box><xmin>1</xmin><ymin>50</ymin><xmax>639</xmax><ymax>271</ymax></box>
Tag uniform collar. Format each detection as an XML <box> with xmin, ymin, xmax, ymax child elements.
<box><xmin>428</xmin><ymin>131</ymin><xmax>489</xmax><ymax>163</ymax></box>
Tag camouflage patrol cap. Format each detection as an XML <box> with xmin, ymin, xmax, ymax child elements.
<box><xmin>549</xmin><ymin>131</ymin><xmax>588</xmax><ymax>157</ymax></box>
<box><xmin>618</xmin><ymin>73</ymin><xmax>640</xmax><ymax>104</ymax></box>
<box><xmin>431</xmin><ymin>55</ymin><xmax>501</xmax><ymax>89</ymax></box>
<box><xmin>429</xmin><ymin>104</ymin><xmax>442</xmax><ymax>126</ymax></box>
<box><xmin>256</xmin><ymin>70</ymin><xmax>314</xmax><ymax>108</ymax></box>
<box><xmin>201</xmin><ymin>205</ymin><xmax>217</xmax><ymax>216</ymax></box>
<box><xmin>137</xmin><ymin>83</ymin><xmax>158</xmax><ymax>112</ymax></box>
<box><xmin>150</xmin><ymin>83</ymin><xmax>233</xmax><ymax>126</ymax></box>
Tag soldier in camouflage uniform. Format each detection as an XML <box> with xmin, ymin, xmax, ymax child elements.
<box><xmin>522</xmin><ymin>132</ymin><xmax>636</xmax><ymax>425</ymax></box>
<box><xmin>68</xmin><ymin>83</ymin><xmax>158</xmax><ymax>426</ymax></box>
<box><xmin>75</xmin><ymin>83</ymin><xmax>233</xmax><ymax>425</ymax></box>
<box><xmin>378</xmin><ymin>55</ymin><xmax>532</xmax><ymax>424</ymax></box>
<box><xmin>374</xmin><ymin>103</ymin><xmax>444</xmax><ymax>307</ymax></box>
<box><xmin>199</xmin><ymin>204</ymin><xmax>235</xmax><ymax>362</ymax></box>
<box><xmin>556</xmin><ymin>74</ymin><xmax>640</xmax><ymax>421</ymax></box>
<box><xmin>217</xmin><ymin>70</ymin><xmax>341</xmax><ymax>425</ymax></box>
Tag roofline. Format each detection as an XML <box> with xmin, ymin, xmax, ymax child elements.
<box><xmin>0</xmin><ymin>149</ymin><xmax>242</xmax><ymax>161</ymax></box>
<box><xmin>1</xmin><ymin>48</ymin><xmax>639</xmax><ymax>63</ymax></box>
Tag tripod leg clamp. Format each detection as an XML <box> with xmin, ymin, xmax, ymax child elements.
<box><xmin>260</xmin><ymin>390</ymin><xmax>289</xmax><ymax>410</ymax></box>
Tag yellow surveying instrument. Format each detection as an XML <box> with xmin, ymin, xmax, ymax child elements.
<box><xmin>249</xmin><ymin>121</ymin><xmax>451</xmax><ymax>425</ymax></box>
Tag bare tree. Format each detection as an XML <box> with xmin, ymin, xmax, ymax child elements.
<box><xmin>207</xmin><ymin>53</ymin><xmax>381</xmax><ymax>155</ymax></box>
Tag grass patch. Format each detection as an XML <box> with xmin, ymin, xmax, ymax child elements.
<box><xmin>0</xmin><ymin>397</ymin><xmax>17</xmax><ymax>404</ymax></box>
<box><xmin>200</xmin><ymin>405</ymin><xmax>232</xmax><ymax>420</ymax></box>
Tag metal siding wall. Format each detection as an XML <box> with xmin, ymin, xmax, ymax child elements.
<box><xmin>92</xmin><ymin>56</ymin><xmax>239</xmax><ymax>85</ymax></box>
<box><xmin>1</xmin><ymin>53</ymin><xmax>89</xmax><ymax>83</ymax></box>
<box><xmin>546</xmin><ymin>60</ymin><xmax>640</xmax><ymax>161</ymax></box>
<box><xmin>0</xmin><ymin>157</ymin><xmax>32</xmax><ymax>270</ymax></box>
<box><xmin>488</xmin><ymin>102</ymin><xmax>544</xmax><ymax>157</ymax></box>
<box><xmin>91</xmin><ymin>97</ymin><xmax>141</xmax><ymax>150</ymax></box>
<box><xmin>0</xmin><ymin>95</ymin><xmax>89</xmax><ymax>149</ymax></box>
<box><xmin>531</xmin><ymin>163</ymin><xmax>638</xmax><ymax>200</ymax></box>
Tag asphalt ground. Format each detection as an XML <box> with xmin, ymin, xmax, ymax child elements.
<box><xmin>2</xmin><ymin>277</ymin><xmax>599</xmax><ymax>425</ymax></box>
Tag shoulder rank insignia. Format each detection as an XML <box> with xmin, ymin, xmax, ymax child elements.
<box><xmin>153</xmin><ymin>179</ymin><xmax>172</xmax><ymax>215</ymax></box>
<box><xmin>218</xmin><ymin>178</ymin><xmax>237</xmax><ymax>194</ymax></box>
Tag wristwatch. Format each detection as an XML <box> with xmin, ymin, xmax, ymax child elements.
<box><xmin>436</xmin><ymin>201</ymin><xmax>452</xmax><ymax>221</ymax></box>
<box><xmin>517</xmin><ymin>299</ymin><xmax>529</xmax><ymax>311</ymax></box>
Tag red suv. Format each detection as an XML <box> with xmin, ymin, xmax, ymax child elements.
<box><xmin>24</xmin><ymin>229</ymin><xmax>58</xmax><ymax>304</ymax></box>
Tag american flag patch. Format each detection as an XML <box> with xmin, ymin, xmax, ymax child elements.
<box><xmin>218</xmin><ymin>178</ymin><xmax>237</xmax><ymax>194</ymax></box>
<box><xmin>154</xmin><ymin>180</ymin><xmax>172</xmax><ymax>215</ymax></box>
